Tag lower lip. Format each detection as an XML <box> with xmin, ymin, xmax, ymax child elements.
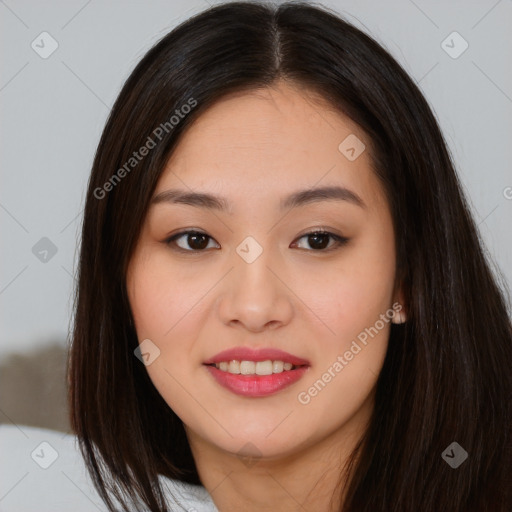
<box><xmin>205</xmin><ymin>365</ymin><xmax>309</xmax><ymax>397</ymax></box>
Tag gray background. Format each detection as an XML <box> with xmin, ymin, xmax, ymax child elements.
<box><xmin>1</xmin><ymin>0</ymin><xmax>511</xmax><ymax>432</ymax></box>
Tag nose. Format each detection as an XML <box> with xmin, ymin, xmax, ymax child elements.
<box><xmin>216</xmin><ymin>247</ymin><xmax>294</xmax><ymax>333</ymax></box>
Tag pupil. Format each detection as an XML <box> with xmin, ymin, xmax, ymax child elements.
<box><xmin>189</xmin><ymin>233</ymin><xmax>208</xmax><ymax>250</ymax></box>
<box><xmin>309</xmin><ymin>233</ymin><xmax>329</xmax><ymax>250</ymax></box>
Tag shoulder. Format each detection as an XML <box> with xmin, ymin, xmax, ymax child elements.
<box><xmin>0</xmin><ymin>424</ymin><xmax>217</xmax><ymax>511</ymax></box>
<box><xmin>160</xmin><ymin>476</ymin><xmax>218</xmax><ymax>511</ymax></box>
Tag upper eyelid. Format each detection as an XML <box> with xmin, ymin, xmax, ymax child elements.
<box><xmin>167</xmin><ymin>229</ymin><xmax>346</xmax><ymax>251</ymax></box>
<box><xmin>168</xmin><ymin>228</ymin><xmax>338</xmax><ymax>241</ymax></box>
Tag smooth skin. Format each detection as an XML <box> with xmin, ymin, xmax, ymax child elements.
<box><xmin>126</xmin><ymin>79</ymin><xmax>405</xmax><ymax>511</ymax></box>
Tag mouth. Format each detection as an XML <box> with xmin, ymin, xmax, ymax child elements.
<box><xmin>205</xmin><ymin>360</ymin><xmax>303</xmax><ymax>375</ymax></box>
<box><xmin>203</xmin><ymin>348</ymin><xmax>310</xmax><ymax>397</ymax></box>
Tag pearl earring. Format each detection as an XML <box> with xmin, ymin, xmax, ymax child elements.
<box><xmin>392</xmin><ymin>307</ymin><xmax>406</xmax><ymax>324</ymax></box>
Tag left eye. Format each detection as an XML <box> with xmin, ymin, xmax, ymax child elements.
<box><xmin>165</xmin><ymin>230</ymin><xmax>348</xmax><ymax>252</ymax></box>
<box><xmin>167</xmin><ymin>231</ymin><xmax>220</xmax><ymax>251</ymax></box>
<box><xmin>292</xmin><ymin>231</ymin><xmax>349</xmax><ymax>251</ymax></box>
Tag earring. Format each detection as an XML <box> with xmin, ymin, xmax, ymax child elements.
<box><xmin>391</xmin><ymin>306</ymin><xmax>406</xmax><ymax>324</ymax></box>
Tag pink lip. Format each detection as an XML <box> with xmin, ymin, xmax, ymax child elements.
<box><xmin>205</xmin><ymin>365</ymin><xmax>309</xmax><ymax>397</ymax></box>
<box><xmin>203</xmin><ymin>347</ymin><xmax>310</xmax><ymax>366</ymax></box>
<box><xmin>203</xmin><ymin>347</ymin><xmax>310</xmax><ymax>397</ymax></box>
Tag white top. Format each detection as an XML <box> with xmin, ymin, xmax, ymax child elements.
<box><xmin>0</xmin><ymin>424</ymin><xmax>218</xmax><ymax>511</ymax></box>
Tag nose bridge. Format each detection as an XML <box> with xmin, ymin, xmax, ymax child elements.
<box><xmin>234</xmin><ymin>234</ymin><xmax>280</xmax><ymax>302</ymax></box>
<box><xmin>216</xmin><ymin>234</ymin><xmax>293</xmax><ymax>331</ymax></box>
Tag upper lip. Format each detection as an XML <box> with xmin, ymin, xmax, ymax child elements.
<box><xmin>204</xmin><ymin>347</ymin><xmax>310</xmax><ymax>366</ymax></box>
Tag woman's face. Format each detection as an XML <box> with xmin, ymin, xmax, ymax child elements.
<box><xmin>127</xmin><ymin>80</ymin><xmax>401</xmax><ymax>462</ymax></box>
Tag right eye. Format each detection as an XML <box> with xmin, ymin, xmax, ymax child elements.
<box><xmin>164</xmin><ymin>230</ymin><xmax>220</xmax><ymax>252</ymax></box>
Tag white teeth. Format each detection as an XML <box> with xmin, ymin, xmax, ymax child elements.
<box><xmin>240</xmin><ymin>361</ymin><xmax>255</xmax><ymax>375</ymax></box>
<box><xmin>214</xmin><ymin>360</ymin><xmax>297</xmax><ymax>375</ymax></box>
<box><xmin>255</xmin><ymin>360</ymin><xmax>273</xmax><ymax>375</ymax></box>
<box><xmin>272</xmin><ymin>360</ymin><xmax>284</xmax><ymax>373</ymax></box>
<box><xmin>228</xmin><ymin>360</ymin><xmax>240</xmax><ymax>374</ymax></box>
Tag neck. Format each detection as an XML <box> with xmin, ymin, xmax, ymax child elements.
<box><xmin>185</xmin><ymin>399</ymin><xmax>372</xmax><ymax>512</ymax></box>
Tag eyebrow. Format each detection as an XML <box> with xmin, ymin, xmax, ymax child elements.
<box><xmin>150</xmin><ymin>185</ymin><xmax>365</xmax><ymax>212</ymax></box>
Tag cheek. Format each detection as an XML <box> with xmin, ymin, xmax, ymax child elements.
<box><xmin>306</xmin><ymin>240</ymin><xmax>395</xmax><ymax>347</ymax></box>
<box><xmin>295</xmin><ymin>259</ymin><xmax>394</xmax><ymax>430</ymax></box>
<box><xmin>130</xmin><ymin>279</ymin><xmax>172</xmax><ymax>339</ymax></box>
<box><xmin>128</xmin><ymin>261</ymin><xmax>205</xmax><ymax>416</ymax></box>
<box><xmin>128</xmin><ymin>253</ymin><xmax>204</xmax><ymax>340</ymax></box>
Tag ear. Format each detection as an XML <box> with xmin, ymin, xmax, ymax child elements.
<box><xmin>391</xmin><ymin>282</ymin><xmax>407</xmax><ymax>324</ymax></box>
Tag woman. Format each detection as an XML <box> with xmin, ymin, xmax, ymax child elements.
<box><xmin>68</xmin><ymin>2</ymin><xmax>512</xmax><ymax>511</ymax></box>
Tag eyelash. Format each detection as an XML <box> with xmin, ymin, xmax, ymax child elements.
<box><xmin>164</xmin><ymin>229</ymin><xmax>349</xmax><ymax>254</ymax></box>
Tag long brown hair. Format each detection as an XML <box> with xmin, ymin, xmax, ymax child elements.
<box><xmin>68</xmin><ymin>2</ymin><xmax>512</xmax><ymax>510</ymax></box>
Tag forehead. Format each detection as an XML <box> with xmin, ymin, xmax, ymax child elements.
<box><xmin>155</xmin><ymin>81</ymin><xmax>385</xmax><ymax>212</ymax></box>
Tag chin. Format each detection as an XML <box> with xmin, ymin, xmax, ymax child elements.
<box><xmin>206</xmin><ymin>425</ymin><xmax>312</xmax><ymax>460</ymax></box>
